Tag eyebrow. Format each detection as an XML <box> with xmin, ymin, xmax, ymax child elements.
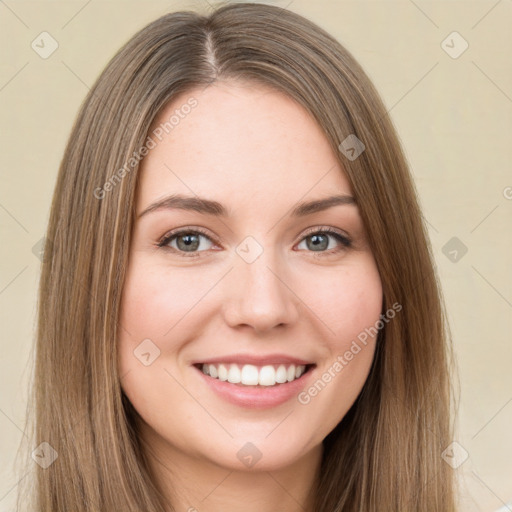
<box><xmin>137</xmin><ymin>193</ymin><xmax>356</xmax><ymax>219</ymax></box>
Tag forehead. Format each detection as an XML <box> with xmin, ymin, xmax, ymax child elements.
<box><xmin>137</xmin><ymin>81</ymin><xmax>352</xmax><ymax>210</ymax></box>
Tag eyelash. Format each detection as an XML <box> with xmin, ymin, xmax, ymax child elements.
<box><xmin>156</xmin><ymin>225</ymin><xmax>352</xmax><ymax>258</ymax></box>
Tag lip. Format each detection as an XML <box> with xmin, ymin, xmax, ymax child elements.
<box><xmin>193</xmin><ymin>362</ymin><xmax>316</xmax><ymax>409</ymax></box>
<box><xmin>191</xmin><ymin>353</ymin><xmax>314</xmax><ymax>367</ymax></box>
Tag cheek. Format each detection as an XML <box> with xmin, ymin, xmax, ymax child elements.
<box><xmin>119</xmin><ymin>263</ymin><xmax>198</xmax><ymax>336</ymax></box>
<box><xmin>118</xmin><ymin>260</ymin><xmax>181</xmax><ymax>382</ymax></box>
<box><xmin>117</xmin><ymin>258</ymin><xmax>225</xmax><ymax>385</ymax></box>
<box><xmin>117</xmin><ymin>260</ymin><xmax>202</xmax><ymax>430</ymax></box>
<box><xmin>299</xmin><ymin>257</ymin><xmax>383</xmax><ymax>344</ymax></box>
<box><xmin>292</xmin><ymin>258</ymin><xmax>382</xmax><ymax>420</ymax></box>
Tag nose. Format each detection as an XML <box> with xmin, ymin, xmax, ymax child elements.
<box><xmin>222</xmin><ymin>249</ymin><xmax>301</xmax><ymax>334</ymax></box>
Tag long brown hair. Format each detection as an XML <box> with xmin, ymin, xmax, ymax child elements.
<box><xmin>19</xmin><ymin>2</ymin><xmax>457</xmax><ymax>510</ymax></box>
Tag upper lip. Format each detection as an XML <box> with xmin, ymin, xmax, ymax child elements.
<box><xmin>191</xmin><ymin>353</ymin><xmax>315</xmax><ymax>366</ymax></box>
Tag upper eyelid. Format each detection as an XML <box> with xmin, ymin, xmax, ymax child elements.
<box><xmin>301</xmin><ymin>225</ymin><xmax>349</xmax><ymax>238</ymax></box>
<box><xmin>158</xmin><ymin>226</ymin><xmax>216</xmax><ymax>246</ymax></box>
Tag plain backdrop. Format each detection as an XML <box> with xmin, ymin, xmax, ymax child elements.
<box><xmin>1</xmin><ymin>1</ymin><xmax>511</xmax><ymax>511</ymax></box>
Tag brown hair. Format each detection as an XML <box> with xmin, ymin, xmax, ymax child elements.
<box><xmin>19</xmin><ymin>2</ymin><xmax>458</xmax><ymax>510</ymax></box>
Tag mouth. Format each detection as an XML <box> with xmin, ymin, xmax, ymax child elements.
<box><xmin>193</xmin><ymin>362</ymin><xmax>316</xmax><ymax>387</ymax></box>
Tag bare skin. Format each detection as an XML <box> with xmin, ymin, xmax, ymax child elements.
<box><xmin>118</xmin><ymin>80</ymin><xmax>383</xmax><ymax>512</ymax></box>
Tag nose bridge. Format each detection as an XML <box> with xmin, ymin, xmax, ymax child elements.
<box><xmin>222</xmin><ymin>237</ymin><xmax>300</xmax><ymax>331</ymax></box>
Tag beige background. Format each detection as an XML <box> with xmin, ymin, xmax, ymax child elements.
<box><xmin>1</xmin><ymin>1</ymin><xmax>511</xmax><ymax>510</ymax></box>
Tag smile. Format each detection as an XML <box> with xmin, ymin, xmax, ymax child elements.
<box><xmin>191</xmin><ymin>354</ymin><xmax>316</xmax><ymax>408</ymax></box>
<box><xmin>198</xmin><ymin>363</ymin><xmax>310</xmax><ymax>386</ymax></box>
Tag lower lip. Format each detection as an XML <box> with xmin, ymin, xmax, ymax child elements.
<box><xmin>194</xmin><ymin>365</ymin><xmax>315</xmax><ymax>409</ymax></box>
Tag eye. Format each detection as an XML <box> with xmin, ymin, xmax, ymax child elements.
<box><xmin>296</xmin><ymin>227</ymin><xmax>352</xmax><ymax>254</ymax></box>
<box><xmin>157</xmin><ymin>226</ymin><xmax>352</xmax><ymax>258</ymax></box>
<box><xmin>157</xmin><ymin>227</ymin><xmax>216</xmax><ymax>257</ymax></box>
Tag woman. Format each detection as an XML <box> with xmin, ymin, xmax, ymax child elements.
<box><xmin>21</xmin><ymin>2</ymin><xmax>457</xmax><ymax>511</ymax></box>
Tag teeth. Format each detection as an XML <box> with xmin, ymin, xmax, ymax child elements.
<box><xmin>259</xmin><ymin>365</ymin><xmax>275</xmax><ymax>386</ymax></box>
<box><xmin>218</xmin><ymin>364</ymin><xmax>228</xmax><ymax>381</ymax></box>
<box><xmin>227</xmin><ymin>364</ymin><xmax>241</xmax><ymax>384</ymax></box>
<box><xmin>275</xmin><ymin>365</ymin><xmax>288</xmax><ymax>383</ymax></box>
<box><xmin>241</xmin><ymin>364</ymin><xmax>259</xmax><ymax>385</ymax></box>
<box><xmin>200</xmin><ymin>363</ymin><xmax>308</xmax><ymax>386</ymax></box>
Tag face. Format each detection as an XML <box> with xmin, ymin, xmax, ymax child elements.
<box><xmin>118</xmin><ymin>80</ymin><xmax>383</xmax><ymax>473</ymax></box>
